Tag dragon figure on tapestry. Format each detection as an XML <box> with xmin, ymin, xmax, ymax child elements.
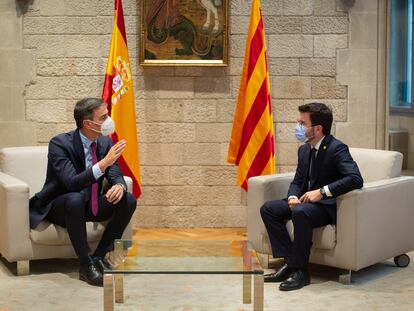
<box><xmin>144</xmin><ymin>0</ymin><xmax>224</xmax><ymax>60</ymax></box>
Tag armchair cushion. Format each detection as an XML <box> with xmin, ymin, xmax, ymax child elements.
<box><xmin>286</xmin><ymin>221</ymin><xmax>337</xmax><ymax>250</ymax></box>
<box><xmin>30</xmin><ymin>221</ymin><xmax>106</xmax><ymax>246</ymax></box>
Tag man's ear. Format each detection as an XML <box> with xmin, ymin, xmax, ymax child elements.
<box><xmin>83</xmin><ymin>120</ymin><xmax>90</xmax><ymax>129</ymax></box>
<box><xmin>316</xmin><ymin>124</ymin><xmax>323</xmax><ymax>134</ymax></box>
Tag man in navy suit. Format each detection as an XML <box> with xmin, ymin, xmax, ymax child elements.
<box><xmin>260</xmin><ymin>102</ymin><xmax>363</xmax><ymax>291</ymax></box>
<box><xmin>29</xmin><ymin>98</ymin><xmax>137</xmax><ymax>286</ymax></box>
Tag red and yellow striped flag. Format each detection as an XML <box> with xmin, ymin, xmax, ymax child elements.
<box><xmin>102</xmin><ymin>0</ymin><xmax>141</xmax><ymax>198</ymax></box>
<box><xmin>227</xmin><ymin>0</ymin><xmax>275</xmax><ymax>191</ymax></box>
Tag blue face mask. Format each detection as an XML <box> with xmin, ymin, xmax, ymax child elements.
<box><xmin>295</xmin><ymin>123</ymin><xmax>313</xmax><ymax>142</ymax></box>
<box><xmin>295</xmin><ymin>123</ymin><xmax>307</xmax><ymax>142</ymax></box>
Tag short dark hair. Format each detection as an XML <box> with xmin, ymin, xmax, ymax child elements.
<box><xmin>73</xmin><ymin>98</ymin><xmax>104</xmax><ymax>129</ymax></box>
<box><xmin>298</xmin><ymin>102</ymin><xmax>333</xmax><ymax>135</ymax></box>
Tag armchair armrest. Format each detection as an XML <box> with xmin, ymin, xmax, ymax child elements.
<box><xmin>0</xmin><ymin>172</ymin><xmax>32</xmax><ymax>261</ymax></box>
<box><xmin>336</xmin><ymin>176</ymin><xmax>414</xmax><ymax>270</ymax></box>
<box><xmin>124</xmin><ymin>176</ymin><xmax>133</xmax><ymax>193</ymax></box>
<box><xmin>121</xmin><ymin>176</ymin><xmax>133</xmax><ymax>240</ymax></box>
<box><xmin>247</xmin><ymin>173</ymin><xmax>294</xmax><ymax>252</ymax></box>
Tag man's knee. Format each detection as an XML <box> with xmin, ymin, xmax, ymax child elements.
<box><xmin>260</xmin><ymin>200</ymin><xmax>288</xmax><ymax>219</ymax></box>
<box><xmin>119</xmin><ymin>192</ymin><xmax>137</xmax><ymax>214</ymax></box>
<box><xmin>126</xmin><ymin>192</ymin><xmax>137</xmax><ymax>211</ymax></box>
<box><xmin>291</xmin><ymin>204</ymin><xmax>311</xmax><ymax>221</ymax></box>
<box><xmin>260</xmin><ymin>202</ymin><xmax>272</xmax><ymax>217</ymax></box>
<box><xmin>64</xmin><ymin>192</ymin><xmax>86</xmax><ymax>216</ymax></box>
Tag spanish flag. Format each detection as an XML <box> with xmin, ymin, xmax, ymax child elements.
<box><xmin>102</xmin><ymin>0</ymin><xmax>141</xmax><ymax>198</ymax></box>
<box><xmin>227</xmin><ymin>0</ymin><xmax>275</xmax><ymax>191</ymax></box>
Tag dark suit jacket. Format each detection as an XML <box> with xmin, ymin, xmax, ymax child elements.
<box><xmin>29</xmin><ymin>129</ymin><xmax>126</xmax><ymax>229</ymax></box>
<box><xmin>287</xmin><ymin>135</ymin><xmax>363</xmax><ymax>222</ymax></box>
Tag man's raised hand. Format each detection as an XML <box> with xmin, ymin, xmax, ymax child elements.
<box><xmin>98</xmin><ymin>140</ymin><xmax>126</xmax><ymax>172</ymax></box>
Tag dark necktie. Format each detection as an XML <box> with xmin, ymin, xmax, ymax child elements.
<box><xmin>90</xmin><ymin>142</ymin><xmax>99</xmax><ymax>216</ymax></box>
<box><xmin>308</xmin><ymin>147</ymin><xmax>317</xmax><ymax>190</ymax></box>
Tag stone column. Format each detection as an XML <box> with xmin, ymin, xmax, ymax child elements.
<box><xmin>336</xmin><ymin>0</ymin><xmax>388</xmax><ymax>149</ymax></box>
<box><xmin>0</xmin><ymin>0</ymin><xmax>37</xmax><ymax>147</ymax></box>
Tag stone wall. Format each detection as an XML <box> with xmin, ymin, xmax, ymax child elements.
<box><xmin>336</xmin><ymin>0</ymin><xmax>388</xmax><ymax>149</ymax></box>
<box><xmin>0</xmin><ymin>0</ymin><xmax>388</xmax><ymax>228</ymax></box>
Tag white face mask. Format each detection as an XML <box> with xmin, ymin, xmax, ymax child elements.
<box><xmin>87</xmin><ymin>117</ymin><xmax>115</xmax><ymax>136</ymax></box>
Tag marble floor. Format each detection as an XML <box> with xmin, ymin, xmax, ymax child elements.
<box><xmin>1</xmin><ymin>229</ymin><xmax>413</xmax><ymax>311</ymax></box>
<box><xmin>1</xmin><ymin>251</ymin><xmax>414</xmax><ymax>311</ymax></box>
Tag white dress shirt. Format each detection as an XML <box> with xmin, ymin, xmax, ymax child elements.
<box><xmin>79</xmin><ymin>131</ymin><xmax>104</xmax><ymax>181</ymax></box>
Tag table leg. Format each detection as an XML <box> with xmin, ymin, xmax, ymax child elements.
<box><xmin>16</xmin><ymin>260</ymin><xmax>30</xmax><ymax>276</ymax></box>
<box><xmin>253</xmin><ymin>275</ymin><xmax>264</xmax><ymax>311</ymax></box>
<box><xmin>242</xmin><ymin>274</ymin><xmax>252</xmax><ymax>304</ymax></box>
<box><xmin>114</xmin><ymin>274</ymin><xmax>124</xmax><ymax>303</ymax></box>
<box><xmin>104</xmin><ymin>274</ymin><xmax>114</xmax><ymax>311</ymax></box>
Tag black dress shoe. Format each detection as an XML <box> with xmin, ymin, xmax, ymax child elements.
<box><xmin>79</xmin><ymin>263</ymin><xmax>103</xmax><ymax>287</ymax></box>
<box><xmin>279</xmin><ymin>269</ymin><xmax>310</xmax><ymax>291</ymax></box>
<box><xmin>264</xmin><ymin>264</ymin><xmax>293</xmax><ymax>283</ymax></box>
<box><xmin>93</xmin><ymin>257</ymin><xmax>112</xmax><ymax>274</ymax></box>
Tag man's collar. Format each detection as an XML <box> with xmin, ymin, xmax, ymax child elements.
<box><xmin>79</xmin><ymin>130</ymin><xmax>96</xmax><ymax>147</ymax></box>
<box><xmin>311</xmin><ymin>136</ymin><xmax>325</xmax><ymax>150</ymax></box>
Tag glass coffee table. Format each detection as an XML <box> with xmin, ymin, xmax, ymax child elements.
<box><xmin>103</xmin><ymin>239</ymin><xmax>264</xmax><ymax>311</ymax></box>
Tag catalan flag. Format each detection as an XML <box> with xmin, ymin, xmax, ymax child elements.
<box><xmin>227</xmin><ymin>0</ymin><xmax>275</xmax><ymax>191</ymax></box>
<box><xmin>102</xmin><ymin>0</ymin><xmax>141</xmax><ymax>198</ymax></box>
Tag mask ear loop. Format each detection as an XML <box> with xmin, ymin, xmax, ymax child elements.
<box><xmin>83</xmin><ymin>119</ymin><xmax>102</xmax><ymax>134</ymax></box>
<box><xmin>305</xmin><ymin>125</ymin><xmax>316</xmax><ymax>143</ymax></box>
<box><xmin>88</xmin><ymin>120</ymin><xmax>103</xmax><ymax>126</ymax></box>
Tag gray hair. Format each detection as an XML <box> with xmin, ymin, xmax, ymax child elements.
<box><xmin>73</xmin><ymin>98</ymin><xmax>105</xmax><ymax>128</ymax></box>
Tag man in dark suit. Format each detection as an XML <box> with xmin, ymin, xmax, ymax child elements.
<box><xmin>260</xmin><ymin>102</ymin><xmax>363</xmax><ymax>291</ymax></box>
<box><xmin>29</xmin><ymin>98</ymin><xmax>137</xmax><ymax>286</ymax></box>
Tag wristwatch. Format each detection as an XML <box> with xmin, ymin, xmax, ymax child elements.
<box><xmin>117</xmin><ymin>183</ymin><xmax>127</xmax><ymax>192</ymax></box>
<box><xmin>319</xmin><ymin>187</ymin><xmax>327</xmax><ymax>199</ymax></box>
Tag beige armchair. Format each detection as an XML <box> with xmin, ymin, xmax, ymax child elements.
<box><xmin>0</xmin><ymin>146</ymin><xmax>133</xmax><ymax>275</ymax></box>
<box><xmin>248</xmin><ymin>148</ymin><xmax>414</xmax><ymax>283</ymax></box>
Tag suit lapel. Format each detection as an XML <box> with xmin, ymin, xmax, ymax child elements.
<box><xmin>73</xmin><ymin>129</ymin><xmax>86</xmax><ymax>171</ymax></box>
<box><xmin>303</xmin><ymin>144</ymin><xmax>311</xmax><ymax>182</ymax></box>
<box><xmin>310</xmin><ymin>135</ymin><xmax>332</xmax><ymax>189</ymax></box>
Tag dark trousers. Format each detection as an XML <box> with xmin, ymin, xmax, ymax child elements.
<box><xmin>260</xmin><ymin>199</ymin><xmax>333</xmax><ymax>269</ymax></box>
<box><xmin>46</xmin><ymin>191</ymin><xmax>137</xmax><ymax>259</ymax></box>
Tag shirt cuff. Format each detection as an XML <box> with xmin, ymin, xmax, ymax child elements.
<box><xmin>288</xmin><ymin>195</ymin><xmax>299</xmax><ymax>201</ymax></box>
<box><xmin>92</xmin><ymin>163</ymin><xmax>104</xmax><ymax>180</ymax></box>
<box><xmin>324</xmin><ymin>185</ymin><xmax>333</xmax><ymax>197</ymax></box>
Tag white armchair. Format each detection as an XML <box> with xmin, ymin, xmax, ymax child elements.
<box><xmin>0</xmin><ymin>146</ymin><xmax>133</xmax><ymax>275</ymax></box>
<box><xmin>248</xmin><ymin>148</ymin><xmax>414</xmax><ymax>283</ymax></box>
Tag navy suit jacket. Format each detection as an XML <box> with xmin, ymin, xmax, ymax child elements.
<box><xmin>287</xmin><ymin>135</ymin><xmax>363</xmax><ymax>222</ymax></box>
<box><xmin>29</xmin><ymin>129</ymin><xmax>126</xmax><ymax>229</ymax></box>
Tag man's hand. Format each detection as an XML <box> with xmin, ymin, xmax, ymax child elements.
<box><xmin>106</xmin><ymin>184</ymin><xmax>124</xmax><ymax>204</ymax></box>
<box><xmin>288</xmin><ymin>197</ymin><xmax>301</xmax><ymax>209</ymax></box>
<box><xmin>299</xmin><ymin>189</ymin><xmax>322</xmax><ymax>203</ymax></box>
<box><xmin>98</xmin><ymin>140</ymin><xmax>126</xmax><ymax>172</ymax></box>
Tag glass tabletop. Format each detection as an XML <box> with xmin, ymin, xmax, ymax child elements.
<box><xmin>104</xmin><ymin>239</ymin><xmax>263</xmax><ymax>275</ymax></box>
